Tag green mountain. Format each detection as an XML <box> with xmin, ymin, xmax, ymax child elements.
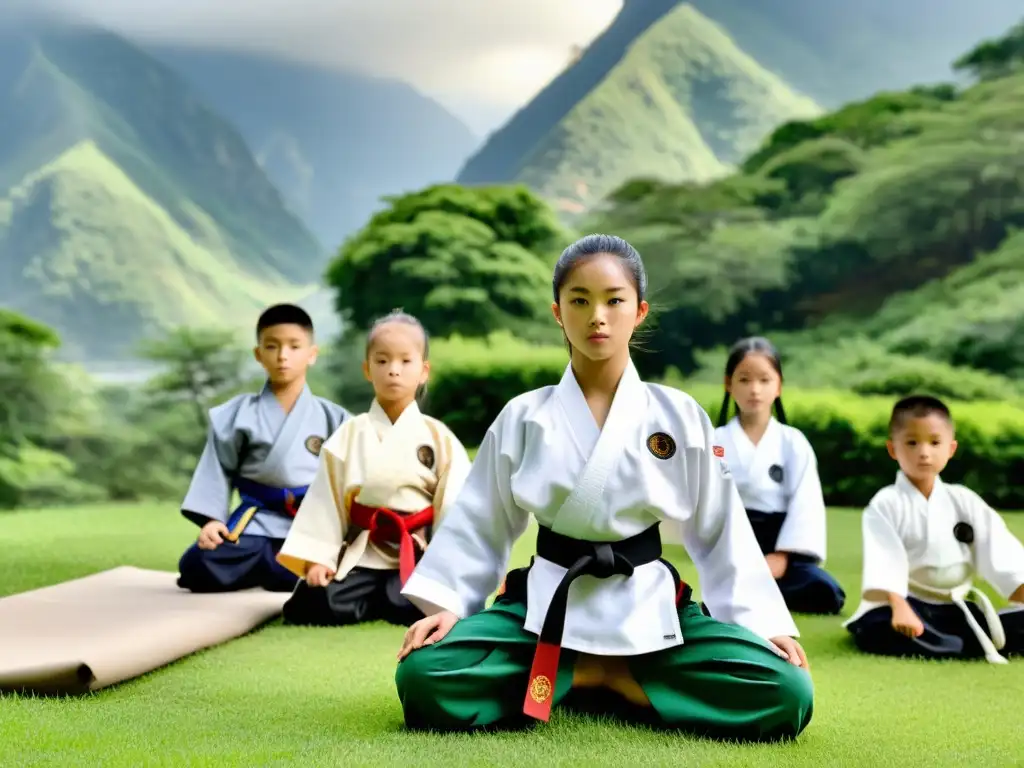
<box><xmin>591</xmin><ymin>22</ymin><xmax>1024</xmax><ymax>402</ymax></box>
<box><xmin>145</xmin><ymin>46</ymin><xmax>480</xmax><ymax>251</ymax></box>
<box><xmin>0</xmin><ymin>24</ymin><xmax>321</xmax><ymax>362</ymax></box>
<box><xmin>458</xmin><ymin>2</ymin><xmax>821</xmax><ymax>212</ymax></box>
<box><xmin>459</xmin><ymin>0</ymin><xmax>1024</xmax><ymax>212</ymax></box>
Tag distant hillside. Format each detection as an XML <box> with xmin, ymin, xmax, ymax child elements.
<box><xmin>688</xmin><ymin>0</ymin><xmax>1024</xmax><ymax>108</ymax></box>
<box><xmin>459</xmin><ymin>2</ymin><xmax>819</xmax><ymax>212</ymax></box>
<box><xmin>460</xmin><ymin>0</ymin><xmax>1024</xmax><ymax>211</ymax></box>
<box><xmin>146</xmin><ymin>46</ymin><xmax>480</xmax><ymax>251</ymax></box>
<box><xmin>589</xmin><ymin>22</ymin><xmax>1024</xmax><ymax>402</ymax></box>
<box><xmin>0</xmin><ymin>24</ymin><xmax>320</xmax><ymax>362</ymax></box>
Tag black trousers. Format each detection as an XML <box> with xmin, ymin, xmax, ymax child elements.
<box><xmin>745</xmin><ymin>510</ymin><xmax>846</xmax><ymax>615</ymax></box>
<box><xmin>177</xmin><ymin>535</ymin><xmax>298</xmax><ymax>593</ymax></box>
<box><xmin>846</xmin><ymin>597</ymin><xmax>1024</xmax><ymax>659</ymax></box>
<box><xmin>282</xmin><ymin>566</ymin><xmax>424</xmax><ymax>627</ymax></box>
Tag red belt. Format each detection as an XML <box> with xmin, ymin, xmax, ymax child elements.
<box><xmin>348</xmin><ymin>500</ymin><xmax>434</xmax><ymax>585</ymax></box>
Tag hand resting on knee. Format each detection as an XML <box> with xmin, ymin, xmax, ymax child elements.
<box><xmin>398</xmin><ymin>611</ymin><xmax>458</xmax><ymax>659</ymax></box>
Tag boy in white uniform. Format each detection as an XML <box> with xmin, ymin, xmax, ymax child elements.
<box><xmin>844</xmin><ymin>395</ymin><xmax>1024</xmax><ymax>662</ymax></box>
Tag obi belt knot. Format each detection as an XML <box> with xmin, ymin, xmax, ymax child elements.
<box><xmin>349</xmin><ymin>499</ymin><xmax>434</xmax><ymax>585</ymax></box>
<box><xmin>224</xmin><ymin>477</ymin><xmax>308</xmax><ymax>541</ymax></box>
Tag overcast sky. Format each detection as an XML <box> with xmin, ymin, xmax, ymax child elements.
<box><xmin>4</xmin><ymin>0</ymin><xmax>624</xmax><ymax>134</ymax></box>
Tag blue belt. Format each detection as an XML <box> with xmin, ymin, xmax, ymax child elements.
<box><xmin>224</xmin><ymin>477</ymin><xmax>309</xmax><ymax>541</ymax></box>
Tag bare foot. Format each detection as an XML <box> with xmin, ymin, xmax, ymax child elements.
<box><xmin>572</xmin><ymin>653</ymin><xmax>606</xmax><ymax>688</ymax></box>
<box><xmin>572</xmin><ymin>654</ymin><xmax>650</xmax><ymax>706</ymax></box>
<box><xmin>602</xmin><ymin>656</ymin><xmax>651</xmax><ymax>707</ymax></box>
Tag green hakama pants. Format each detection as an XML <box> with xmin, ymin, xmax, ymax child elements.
<box><xmin>395</xmin><ymin>595</ymin><xmax>814</xmax><ymax>741</ymax></box>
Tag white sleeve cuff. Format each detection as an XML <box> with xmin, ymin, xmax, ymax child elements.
<box><xmin>401</xmin><ymin>572</ymin><xmax>468</xmax><ymax>618</ymax></box>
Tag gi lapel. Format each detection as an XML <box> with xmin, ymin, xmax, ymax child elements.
<box><xmin>260</xmin><ymin>384</ymin><xmax>317</xmax><ymax>477</ymax></box>
<box><xmin>550</xmin><ymin>361</ymin><xmax>645</xmax><ymax>532</ymax></box>
<box><xmin>748</xmin><ymin>417</ymin><xmax>780</xmax><ymax>487</ymax></box>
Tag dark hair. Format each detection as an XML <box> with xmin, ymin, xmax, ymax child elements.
<box><xmin>717</xmin><ymin>336</ymin><xmax>788</xmax><ymax>427</ymax></box>
<box><xmin>889</xmin><ymin>394</ymin><xmax>953</xmax><ymax>435</ymax></box>
<box><xmin>551</xmin><ymin>234</ymin><xmax>648</xmax><ymax>354</ymax></box>
<box><xmin>256</xmin><ymin>303</ymin><xmax>313</xmax><ymax>339</ymax></box>
<box><xmin>552</xmin><ymin>233</ymin><xmax>647</xmax><ymax>302</ymax></box>
<box><xmin>364</xmin><ymin>309</ymin><xmax>430</xmax><ymax>401</ymax></box>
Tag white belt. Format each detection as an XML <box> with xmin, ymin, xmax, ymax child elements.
<box><xmin>910</xmin><ymin>579</ymin><xmax>1008</xmax><ymax>664</ymax></box>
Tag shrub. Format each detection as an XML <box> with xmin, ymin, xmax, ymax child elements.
<box><xmin>425</xmin><ymin>338</ymin><xmax>1024</xmax><ymax>509</ymax></box>
<box><xmin>425</xmin><ymin>333</ymin><xmax>567</xmax><ymax>446</ymax></box>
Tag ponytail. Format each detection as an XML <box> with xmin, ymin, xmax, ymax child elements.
<box><xmin>774</xmin><ymin>397</ymin><xmax>788</xmax><ymax>425</ymax></box>
<box><xmin>716</xmin><ymin>392</ymin><xmax>731</xmax><ymax>427</ymax></box>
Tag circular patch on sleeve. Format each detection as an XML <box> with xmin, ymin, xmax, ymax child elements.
<box><xmin>646</xmin><ymin>432</ymin><xmax>676</xmax><ymax>460</ymax></box>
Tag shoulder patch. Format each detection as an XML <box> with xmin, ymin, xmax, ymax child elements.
<box><xmin>647</xmin><ymin>432</ymin><xmax>676</xmax><ymax>460</ymax></box>
<box><xmin>305</xmin><ymin>435</ymin><xmax>324</xmax><ymax>456</ymax></box>
<box><xmin>712</xmin><ymin>445</ymin><xmax>725</xmax><ymax>458</ymax></box>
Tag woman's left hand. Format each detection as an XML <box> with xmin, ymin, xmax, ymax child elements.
<box><xmin>768</xmin><ymin>635</ymin><xmax>810</xmax><ymax>670</ymax></box>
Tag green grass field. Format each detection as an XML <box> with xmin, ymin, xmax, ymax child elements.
<box><xmin>2</xmin><ymin>503</ymin><xmax>1023</xmax><ymax>767</ymax></box>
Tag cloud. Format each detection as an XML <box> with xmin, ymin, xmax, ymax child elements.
<box><xmin>3</xmin><ymin>0</ymin><xmax>623</xmax><ymax>109</ymax></box>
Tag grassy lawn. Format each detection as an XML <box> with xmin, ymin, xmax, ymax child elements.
<box><xmin>2</xmin><ymin>503</ymin><xmax>1023</xmax><ymax>767</ymax></box>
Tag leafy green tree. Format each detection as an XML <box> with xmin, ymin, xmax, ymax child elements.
<box><xmin>756</xmin><ymin>137</ymin><xmax>866</xmax><ymax>214</ymax></box>
<box><xmin>742</xmin><ymin>86</ymin><xmax>958</xmax><ymax>175</ymax></box>
<box><xmin>0</xmin><ymin>310</ymin><xmax>66</xmax><ymax>446</ymax></box>
<box><xmin>137</xmin><ymin>327</ymin><xmax>248</xmax><ymax>429</ymax></box>
<box><xmin>589</xmin><ymin>175</ymin><xmax>800</xmax><ymax>374</ymax></box>
<box><xmin>325</xmin><ymin>184</ymin><xmax>573</xmax><ymax>339</ymax></box>
<box><xmin>0</xmin><ymin>310</ymin><xmax>93</xmax><ymax>508</ymax></box>
<box><xmin>954</xmin><ymin>20</ymin><xmax>1024</xmax><ymax>81</ymax></box>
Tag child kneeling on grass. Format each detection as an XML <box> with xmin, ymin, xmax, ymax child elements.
<box><xmin>276</xmin><ymin>310</ymin><xmax>471</xmax><ymax>627</ymax></box>
<box><xmin>394</xmin><ymin>235</ymin><xmax>813</xmax><ymax>741</ymax></box>
<box><xmin>844</xmin><ymin>394</ymin><xmax>1024</xmax><ymax>663</ymax></box>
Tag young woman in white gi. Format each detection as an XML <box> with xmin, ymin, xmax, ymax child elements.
<box><xmin>844</xmin><ymin>395</ymin><xmax>1024</xmax><ymax>662</ymax></box>
<box><xmin>713</xmin><ymin>337</ymin><xmax>845</xmax><ymax>615</ymax></box>
<box><xmin>276</xmin><ymin>311</ymin><xmax>471</xmax><ymax>627</ymax></box>
<box><xmin>392</xmin><ymin>234</ymin><xmax>814</xmax><ymax>741</ymax></box>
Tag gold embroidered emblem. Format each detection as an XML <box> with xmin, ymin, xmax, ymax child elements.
<box><xmin>646</xmin><ymin>432</ymin><xmax>676</xmax><ymax>460</ymax></box>
<box><xmin>305</xmin><ymin>435</ymin><xmax>324</xmax><ymax>456</ymax></box>
<box><xmin>416</xmin><ymin>444</ymin><xmax>435</xmax><ymax>469</ymax></box>
<box><xmin>496</xmin><ymin>578</ymin><xmax>507</xmax><ymax>597</ymax></box>
<box><xmin>529</xmin><ymin>675</ymin><xmax>552</xmax><ymax>703</ymax></box>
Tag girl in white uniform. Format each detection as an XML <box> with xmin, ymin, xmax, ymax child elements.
<box><xmin>844</xmin><ymin>395</ymin><xmax>1024</xmax><ymax>662</ymax></box>
<box><xmin>276</xmin><ymin>311</ymin><xmax>471</xmax><ymax>627</ymax></box>
<box><xmin>392</xmin><ymin>235</ymin><xmax>813</xmax><ymax>741</ymax></box>
<box><xmin>713</xmin><ymin>337</ymin><xmax>845</xmax><ymax>615</ymax></box>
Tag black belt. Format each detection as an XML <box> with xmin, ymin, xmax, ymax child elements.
<box><xmin>522</xmin><ymin>523</ymin><xmax>689</xmax><ymax>722</ymax></box>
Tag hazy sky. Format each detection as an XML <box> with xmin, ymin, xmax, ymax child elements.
<box><xmin>5</xmin><ymin>0</ymin><xmax>625</xmax><ymax>134</ymax></box>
